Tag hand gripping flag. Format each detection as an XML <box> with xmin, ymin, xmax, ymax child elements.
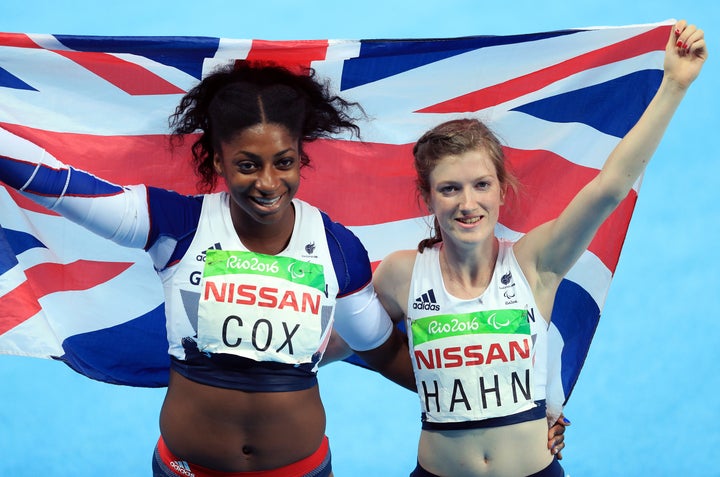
<box><xmin>0</xmin><ymin>22</ymin><xmax>671</xmax><ymax>413</ymax></box>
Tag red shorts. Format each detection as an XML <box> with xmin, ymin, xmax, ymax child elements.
<box><xmin>152</xmin><ymin>436</ymin><xmax>331</xmax><ymax>477</ymax></box>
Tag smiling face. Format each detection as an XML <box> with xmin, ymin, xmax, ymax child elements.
<box><xmin>213</xmin><ymin>122</ymin><xmax>301</xmax><ymax>239</ymax></box>
<box><xmin>425</xmin><ymin>147</ymin><xmax>506</xmax><ymax>247</ymax></box>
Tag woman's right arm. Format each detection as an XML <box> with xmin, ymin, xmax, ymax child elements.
<box><xmin>372</xmin><ymin>249</ymin><xmax>415</xmax><ymax>324</ymax></box>
<box><xmin>1</xmin><ymin>127</ymin><xmax>150</xmax><ymax>248</ymax></box>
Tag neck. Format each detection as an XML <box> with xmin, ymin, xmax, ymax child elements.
<box><xmin>231</xmin><ymin>204</ymin><xmax>296</xmax><ymax>256</ymax></box>
<box><xmin>439</xmin><ymin>237</ymin><xmax>498</xmax><ymax>299</ymax></box>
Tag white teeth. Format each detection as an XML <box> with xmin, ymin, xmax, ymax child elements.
<box><xmin>458</xmin><ymin>217</ymin><xmax>481</xmax><ymax>224</ymax></box>
<box><xmin>254</xmin><ymin>197</ymin><xmax>280</xmax><ymax>206</ymax></box>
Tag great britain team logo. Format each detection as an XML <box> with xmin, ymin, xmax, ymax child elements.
<box><xmin>304</xmin><ymin>242</ymin><xmax>316</xmax><ymax>255</ymax></box>
<box><xmin>499</xmin><ymin>270</ymin><xmax>517</xmax><ymax>305</ymax></box>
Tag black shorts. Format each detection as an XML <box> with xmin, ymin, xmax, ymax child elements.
<box><xmin>410</xmin><ymin>457</ymin><xmax>564</xmax><ymax>477</ymax></box>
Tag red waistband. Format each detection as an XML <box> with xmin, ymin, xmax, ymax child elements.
<box><xmin>157</xmin><ymin>436</ymin><xmax>329</xmax><ymax>477</ymax></box>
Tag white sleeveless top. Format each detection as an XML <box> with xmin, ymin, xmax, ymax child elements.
<box><xmin>159</xmin><ymin>193</ymin><xmax>338</xmax><ymax>372</ymax></box>
<box><xmin>407</xmin><ymin>240</ymin><xmax>549</xmax><ymax>429</ymax></box>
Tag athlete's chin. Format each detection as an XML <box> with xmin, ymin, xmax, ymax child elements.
<box><xmin>250</xmin><ymin>209</ymin><xmax>290</xmax><ymax>225</ymax></box>
<box><xmin>446</xmin><ymin>227</ymin><xmax>493</xmax><ymax>245</ymax></box>
<box><xmin>243</xmin><ymin>198</ymin><xmax>294</xmax><ymax>223</ymax></box>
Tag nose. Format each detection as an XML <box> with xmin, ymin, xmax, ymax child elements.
<box><xmin>459</xmin><ymin>187</ymin><xmax>476</xmax><ymax>211</ymax></box>
<box><xmin>255</xmin><ymin>165</ymin><xmax>280</xmax><ymax>193</ymax></box>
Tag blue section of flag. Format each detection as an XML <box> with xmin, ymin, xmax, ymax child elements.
<box><xmin>512</xmin><ymin>70</ymin><xmax>663</xmax><ymax>137</ymax></box>
<box><xmin>552</xmin><ymin>279</ymin><xmax>601</xmax><ymax>403</ymax></box>
<box><xmin>53</xmin><ymin>35</ymin><xmax>221</xmax><ymax>80</ymax></box>
<box><xmin>58</xmin><ymin>304</ymin><xmax>170</xmax><ymax>387</ymax></box>
<box><xmin>3</xmin><ymin>227</ymin><xmax>46</xmax><ymax>256</ymax></box>
<box><xmin>340</xmin><ymin>30</ymin><xmax>579</xmax><ymax>90</ymax></box>
<box><xmin>0</xmin><ymin>65</ymin><xmax>36</xmax><ymax>91</ymax></box>
<box><xmin>0</xmin><ymin>224</ymin><xmax>20</xmax><ymax>275</ymax></box>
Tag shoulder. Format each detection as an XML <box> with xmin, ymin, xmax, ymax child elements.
<box><xmin>146</xmin><ymin>187</ymin><xmax>205</xmax><ymax>226</ymax></box>
<box><xmin>381</xmin><ymin>248</ymin><xmax>417</xmax><ymax>269</ymax></box>
<box><xmin>145</xmin><ymin>187</ymin><xmax>205</xmax><ymax>245</ymax></box>
<box><xmin>374</xmin><ymin>249</ymin><xmax>416</xmax><ymax>287</ymax></box>
<box><xmin>315</xmin><ymin>208</ymin><xmax>372</xmax><ymax>296</ymax></box>
<box><xmin>317</xmin><ymin>210</ymin><xmax>369</xmax><ymax>268</ymax></box>
<box><xmin>293</xmin><ymin>200</ymin><xmax>362</xmax><ymax>251</ymax></box>
<box><xmin>147</xmin><ymin>186</ymin><xmax>205</xmax><ymax>208</ymax></box>
<box><xmin>319</xmin><ymin>210</ymin><xmax>365</xmax><ymax>251</ymax></box>
<box><xmin>372</xmin><ymin>249</ymin><xmax>416</xmax><ymax>319</ymax></box>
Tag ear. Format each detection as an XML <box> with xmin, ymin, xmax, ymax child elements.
<box><xmin>422</xmin><ymin>192</ymin><xmax>433</xmax><ymax>214</ymax></box>
<box><xmin>500</xmin><ymin>182</ymin><xmax>507</xmax><ymax>206</ymax></box>
<box><xmin>213</xmin><ymin>152</ymin><xmax>224</xmax><ymax>176</ymax></box>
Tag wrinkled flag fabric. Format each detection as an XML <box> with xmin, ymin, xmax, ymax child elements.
<box><xmin>0</xmin><ymin>22</ymin><xmax>671</xmax><ymax>413</ymax></box>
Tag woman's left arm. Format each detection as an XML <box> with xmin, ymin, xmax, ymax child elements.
<box><xmin>520</xmin><ymin>20</ymin><xmax>707</xmax><ymax>281</ymax></box>
<box><xmin>333</xmin><ymin>282</ymin><xmax>417</xmax><ymax>391</ymax></box>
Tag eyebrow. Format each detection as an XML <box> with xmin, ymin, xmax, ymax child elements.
<box><xmin>234</xmin><ymin>148</ymin><xmax>296</xmax><ymax>160</ymax></box>
<box><xmin>436</xmin><ymin>174</ymin><xmax>495</xmax><ymax>184</ymax></box>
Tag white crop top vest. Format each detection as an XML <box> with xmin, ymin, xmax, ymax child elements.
<box><xmin>407</xmin><ymin>240</ymin><xmax>549</xmax><ymax>429</ymax></box>
<box><xmin>158</xmin><ymin>193</ymin><xmax>339</xmax><ymax>374</ymax></box>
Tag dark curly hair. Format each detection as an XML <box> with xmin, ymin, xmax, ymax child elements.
<box><xmin>413</xmin><ymin>118</ymin><xmax>518</xmax><ymax>252</ymax></box>
<box><xmin>169</xmin><ymin>60</ymin><xmax>363</xmax><ymax>192</ymax></box>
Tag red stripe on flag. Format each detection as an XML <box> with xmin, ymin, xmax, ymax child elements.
<box><xmin>0</xmin><ymin>260</ymin><xmax>133</xmax><ymax>334</ymax></box>
<box><xmin>0</xmin><ymin>123</ymin><xmax>198</xmax><ymax>193</ymax></box>
<box><xmin>502</xmin><ymin>147</ymin><xmax>637</xmax><ymax>272</ymax></box>
<box><xmin>51</xmin><ymin>50</ymin><xmax>185</xmax><ymax>96</ymax></box>
<box><xmin>418</xmin><ymin>26</ymin><xmax>669</xmax><ymax>113</ymax></box>
<box><xmin>3</xmin><ymin>125</ymin><xmax>633</xmax><ymax>272</ymax></box>
<box><xmin>303</xmin><ymin>140</ymin><xmax>634</xmax><ymax>272</ymax></box>
<box><xmin>0</xmin><ymin>280</ymin><xmax>42</xmax><ymax>334</ymax></box>
<box><xmin>246</xmin><ymin>40</ymin><xmax>329</xmax><ymax>72</ymax></box>
<box><xmin>24</xmin><ymin>260</ymin><xmax>134</xmax><ymax>297</ymax></box>
<box><xmin>4</xmin><ymin>187</ymin><xmax>60</xmax><ymax>216</ymax></box>
<box><xmin>0</xmin><ymin>32</ymin><xmax>41</xmax><ymax>48</ymax></box>
<box><xmin>301</xmin><ymin>139</ymin><xmax>418</xmax><ymax>224</ymax></box>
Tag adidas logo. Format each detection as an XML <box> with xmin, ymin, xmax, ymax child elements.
<box><xmin>196</xmin><ymin>242</ymin><xmax>223</xmax><ymax>262</ymax></box>
<box><xmin>413</xmin><ymin>289</ymin><xmax>440</xmax><ymax>311</ymax></box>
<box><xmin>169</xmin><ymin>460</ymin><xmax>195</xmax><ymax>477</ymax></box>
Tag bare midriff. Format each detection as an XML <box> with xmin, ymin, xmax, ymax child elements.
<box><xmin>159</xmin><ymin>369</ymin><xmax>326</xmax><ymax>472</ymax></box>
<box><xmin>417</xmin><ymin>417</ymin><xmax>553</xmax><ymax>477</ymax></box>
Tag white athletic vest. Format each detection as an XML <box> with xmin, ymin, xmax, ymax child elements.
<box><xmin>407</xmin><ymin>240</ymin><xmax>549</xmax><ymax>428</ymax></box>
<box><xmin>158</xmin><ymin>193</ymin><xmax>339</xmax><ymax>371</ymax></box>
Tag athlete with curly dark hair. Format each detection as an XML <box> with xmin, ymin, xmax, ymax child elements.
<box><xmin>0</xmin><ymin>60</ymin><xmax>413</xmax><ymax>477</ymax></box>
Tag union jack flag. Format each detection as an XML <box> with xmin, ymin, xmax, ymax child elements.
<box><xmin>0</xmin><ymin>21</ymin><xmax>671</xmax><ymax>413</ymax></box>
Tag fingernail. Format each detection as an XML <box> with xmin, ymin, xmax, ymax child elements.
<box><xmin>683</xmin><ymin>42</ymin><xmax>689</xmax><ymax>49</ymax></box>
<box><xmin>677</xmin><ymin>40</ymin><xmax>684</xmax><ymax>47</ymax></box>
<box><xmin>563</xmin><ymin>417</ymin><xmax>571</xmax><ymax>424</ymax></box>
<box><xmin>675</xmin><ymin>28</ymin><xmax>681</xmax><ymax>36</ymax></box>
